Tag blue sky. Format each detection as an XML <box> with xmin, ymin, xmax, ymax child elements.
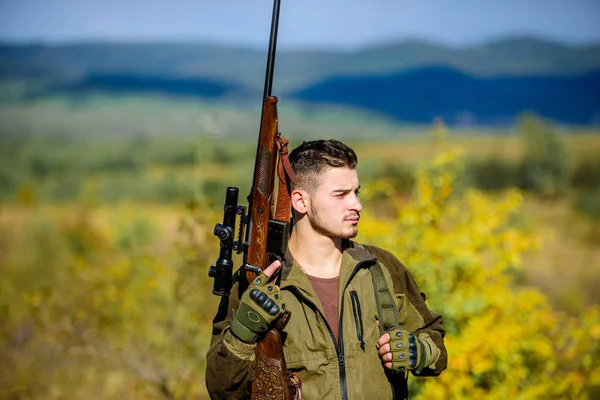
<box><xmin>1</xmin><ymin>0</ymin><xmax>599</xmax><ymax>50</ymax></box>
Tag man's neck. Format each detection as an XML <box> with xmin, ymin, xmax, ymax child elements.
<box><xmin>288</xmin><ymin>229</ymin><xmax>344</xmax><ymax>279</ymax></box>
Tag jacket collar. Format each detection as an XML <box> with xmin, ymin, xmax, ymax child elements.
<box><xmin>280</xmin><ymin>240</ymin><xmax>377</xmax><ymax>289</ymax></box>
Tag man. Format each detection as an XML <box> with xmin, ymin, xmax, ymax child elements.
<box><xmin>206</xmin><ymin>139</ymin><xmax>447</xmax><ymax>399</ymax></box>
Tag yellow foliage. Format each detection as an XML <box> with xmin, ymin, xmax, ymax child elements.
<box><xmin>0</xmin><ymin>203</ymin><xmax>223</xmax><ymax>398</ymax></box>
<box><xmin>358</xmin><ymin>128</ymin><xmax>599</xmax><ymax>399</ymax></box>
<box><xmin>2</xmin><ymin>126</ymin><xmax>598</xmax><ymax>398</ymax></box>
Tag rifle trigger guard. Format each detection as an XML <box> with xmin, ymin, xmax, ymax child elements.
<box><xmin>289</xmin><ymin>372</ymin><xmax>303</xmax><ymax>400</ymax></box>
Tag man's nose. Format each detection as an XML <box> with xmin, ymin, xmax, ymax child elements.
<box><xmin>350</xmin><ymin>193</ymin><xmax>362</xmax><ymax>212</ymax></box>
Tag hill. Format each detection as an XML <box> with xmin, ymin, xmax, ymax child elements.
<box><xmin>1</xmin><ymin>37</ymin><xmax>599</xmax><ymax>126</ymax></box>
<box><xmin>1</xmin><ymin>37</ymin><xmax>599</xmax><ymax>92</ymax></box>
<box><xmin>291</xmin><ymin>66</ymin><xmax>600</xmax><ymax>125</ymax></box>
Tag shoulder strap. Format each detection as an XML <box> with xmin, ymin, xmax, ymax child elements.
<box><xmin>274</xmin><ymin>134</ymin><xmax>296</xmax><ymax>222</ymax></box>
<box><xmin>363</xmin><ymin>245</ymin><xmax>399</xmax><ymax>335</ymax></box>
<box><xmin>364</xmin><ymin>244</ymin><xmax>410</xmax><ymax>399</ymax></box>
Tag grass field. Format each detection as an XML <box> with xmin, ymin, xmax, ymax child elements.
<box><xmin>1</xmin><ymin>93</ymin><xmax>599</xmax><ymax>397</ymax></box>
<box><xmin>353</xmin><ymin>132</ymin><xmax>600</xmax><ymax>165</ymax></box>
<box><xmin>521</xmin><ymin>197</ymin><xmax>600</xmax><ymax>312</ymax></box>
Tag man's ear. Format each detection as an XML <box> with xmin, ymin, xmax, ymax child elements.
<box><xmin>291</xmin><ymin>189</ymin><xmax>308</xmax><ymax>214</ymax></box>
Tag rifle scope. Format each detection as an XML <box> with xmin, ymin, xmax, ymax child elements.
<box><xmin>209</xmin><ymin>187</ymin><xmax>241</xmax><ymax>296</ymax></box>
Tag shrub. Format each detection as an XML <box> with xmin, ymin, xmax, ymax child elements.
<box><xmin>0</xmin><ymin>204</ymin><xmax>222</xmax><ymax>398</ymax></box>
<box><xmin>358</xmin><ymin>140</ymin><xmax>600</xmax><ymax>399</ymax></box>
<box><xmin>574</xmin><ymin>189</ymin><xmax>600</xmax><ymax>220</ymax></box>
<box><xmin>466</xmin><ymin>157</ymin><xmax>522</xmax><ymax>191</ymax></box>
<box><xmin>570</xmin><ymin>159</ymin><xmax>600</xmax><ymax>191</ymax></box>
<box><xmin>518</xmin><ymin>113</ymin><xmax>568</xmax><ymax>197</ymax></box>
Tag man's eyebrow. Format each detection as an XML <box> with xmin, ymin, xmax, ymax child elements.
<box><xmin>332</xmin><ymin>185</ymin><xmax>361</xmax><ymax>193</ymax></box>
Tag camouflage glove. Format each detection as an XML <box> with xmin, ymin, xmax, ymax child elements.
<box><xmin>387</xmin><ymin>328</ymin><xmax>432</xmax><ymax>373</ymax></box>
<box><xmin>230</xmin><ymin>272</ymin><xmax>286</xmax><ymax>343</ymax></box>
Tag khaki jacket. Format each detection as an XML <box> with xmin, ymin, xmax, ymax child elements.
<box><xmin>206</xmin><ymin>241</ymin><xmax>447</xmax><ymax>400</ymax></box>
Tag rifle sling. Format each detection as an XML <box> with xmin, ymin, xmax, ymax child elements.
<box><xmin>363</xmin><ymin>245</ymin><xmax>400</xmax><ymax>334</ymax></box>
<box><xmin>364</xmin><ymin>244</ymin><xmax>410</xmax><ymax>398</ymax></box>
<box><xmin>275</xmin><ymin>134</ymin><xmax>296</xmax><ymax>222</ymax></box>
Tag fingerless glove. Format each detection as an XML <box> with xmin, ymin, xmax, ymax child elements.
<box><xmin>387</xmin><ymin>328</ymin><xmax>432</xmax><ymax>373</ymax></box>
<box><xmin>230</xmin><ymin>272</ymin><xmax>286</xmax><ymax>343</ymax></box>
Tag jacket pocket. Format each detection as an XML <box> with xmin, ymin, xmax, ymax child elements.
<box><xmin>350</xmin><ymin>290</ymin><xmax>365</xmax><ymax>350</ymax></box>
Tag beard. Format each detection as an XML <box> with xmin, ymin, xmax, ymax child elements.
<box><xmin>307</xmin><ymin>204</ymin><xmax>359</xmax><ymax>239</ymax></box>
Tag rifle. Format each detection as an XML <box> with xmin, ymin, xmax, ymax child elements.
<box><xmin>208</xmin><ymin>0</ymin><xmax>298</xmax><ymax>398</ymax></box>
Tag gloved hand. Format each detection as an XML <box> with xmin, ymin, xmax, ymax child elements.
<box><xmin>377</xmin><ymin>328</ymin><xmax>432</xmax><ymax>373</ymax></box>
<box><xmin>230</xmin><ymin>260</ymin><xmax>286</xmax><ymax>343</ymax></box>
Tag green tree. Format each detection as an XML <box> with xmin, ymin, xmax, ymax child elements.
<box><xmin>518</xmin><ymin>113</ymin><xmax>568</xmax><ymax>197</ymax></box>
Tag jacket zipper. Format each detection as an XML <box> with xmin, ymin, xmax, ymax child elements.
<box><xmin>350</xmin><ymin>291</ymin><xmax>365</xmax><ymax>350</ymax></box>
<box><xmin>287</xmin><ymin>260</ymin><xmax>372</xmax><ymax>400</ymax></box>
<box><xmin>287</xmin><ymin>287</ymin><xmax>342</xmax><ymax>394</ymax></box>
<box><xmin>337</xmin><ymin>264</ymin><xmax>363</xmax><ymax>400</ymax></box>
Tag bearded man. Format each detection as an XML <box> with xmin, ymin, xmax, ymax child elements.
<box><xmin>206</xmin><ymin>139</ymin><xmax>447</xmax><ymax>399</ymax></box>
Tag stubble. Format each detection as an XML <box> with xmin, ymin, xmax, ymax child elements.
<box><xmin>308</xmin><ymin>204</ymin><xmax>359</xmax><ymax>239</ymax></box>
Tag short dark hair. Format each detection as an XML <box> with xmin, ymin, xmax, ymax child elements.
<box><xmin>289</xmin><ymin>139</ymin><xmax>358</xmax><ymax>192</ymax></box>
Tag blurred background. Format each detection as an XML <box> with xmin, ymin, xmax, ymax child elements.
<box><xmin>1</xmin><ymin>0</ymin><xmax>599</xmax><ymax>398</ymax></box>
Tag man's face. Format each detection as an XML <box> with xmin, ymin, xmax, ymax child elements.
<box><xmin>305</xmin><ymin>167</ymin><xmax>362</xmax><ymax>239</ymax></box>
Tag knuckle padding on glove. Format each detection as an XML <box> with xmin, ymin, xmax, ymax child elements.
<box><xmin>250</xmin><ymin>288</ymin><xmax>280</xmax><ymax>315</ymax></box>
<box><xmin>229</xmin><ymin>273</ymin><xmax>285</xmax><ymax>343</ymax></box>
<box><xmin>409</xmin><ymin>336</ymin><xmax>418</xmax><ymax>367</ymax></box>
<box><xmin>387</xmin><ymin>328</ymin><xmax>421</xmax><ymax>372</ymax></box>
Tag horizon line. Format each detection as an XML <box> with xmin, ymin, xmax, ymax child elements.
<box><xmin>0</xmin><ymin>33</ymin><xmax>599</xmax><ymax>53</ymax></box>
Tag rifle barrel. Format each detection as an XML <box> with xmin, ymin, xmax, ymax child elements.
<box><xmin>263</xmin><ymin>0</ymin><xmax>281</xmax><ymax>99</ymax></box>
<box><xmin>245</xmin><ymin>0</ymin><xmax>282</xmax><ymax>270</ymax></box>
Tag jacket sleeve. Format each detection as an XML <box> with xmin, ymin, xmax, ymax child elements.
<box><xmin>205</xmin><ymin>283</ymin><xmax>256</xmax><ymax>399</ymax></box>
<box><xmin>369</xmin><ymin>245</ymin><xmax>448</xmax><ymax>377</ymax></box>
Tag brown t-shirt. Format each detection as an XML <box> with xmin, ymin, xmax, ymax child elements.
<box><xmin>306</xmin><ymin>275</ymin><xmax>340</xmax><ymax>344</ymax></box>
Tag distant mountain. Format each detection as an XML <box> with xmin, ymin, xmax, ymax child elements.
<box><xmin>291</xmin><ymin>66</ymin><xmax>600</xmax><ymax>125</ymax></box>
<box><xmin>1</xmin><ymin>37</ymin><xmax>599</xmax><ymax>92</ymax></box>
<box><xmin>1</xmin><ymin>37</ymin><xmax>599</xmax><ymax>125</ymax></box>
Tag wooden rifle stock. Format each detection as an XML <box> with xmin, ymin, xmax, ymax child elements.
<box><xmin>245</xmin><ymin>96</ymin><xmax>279</xmax><ymax>285</ymax></box>
<box><xmin>244</xmin><ymin>96</ymin><xmax>295</xmax><ymax>399</ymax></box>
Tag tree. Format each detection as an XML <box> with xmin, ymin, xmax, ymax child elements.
<box><xmin>518</xmin><ymin>113</ymin><xmax>568</xmax><ymax>197</ymax></box>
